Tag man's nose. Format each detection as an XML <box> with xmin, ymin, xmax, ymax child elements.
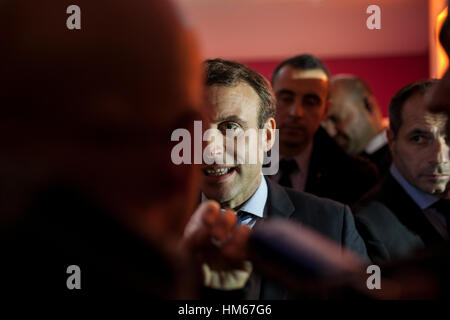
<box><xmin>203</xmin><ymin>128</ymin><xmax>226</xmax><ymax>163</ymax></box>
<box><xmin>288</xmin><ymin>98</ymin><xmax>305</xmax><ymax>117</ymax></box>
<box><xmin>204</xmin><ymin>129</ymin><xmax>224</xmax><ymax>151</ymax></box>
<box><xmin>430</xmin><ymin>139</ymin><xmax>450</xmax><ymax>164</ymax></box>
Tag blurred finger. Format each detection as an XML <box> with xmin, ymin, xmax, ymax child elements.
<box><xmin>211</xmin><ymin>209</ymin><xmax>237</xmax><ymax>243</ymax></box>
<box><xmin>222</xmin><ymin>224</ymin><xmax>251</xmax><ymax>261</ymax></box>
<box><xmin>182</xmin><ymin>200</ymin><xmax>220</xmax><ymax>250</ymax></box>
<box><xmin>201</xmin><ymin>201</ymin><xmax>221</xmax><ymax>227</ymax></box>
<box><xmin>184</xmin><ymin>200</ymin><xmax>220</xmax><ymax>239</ymax></box>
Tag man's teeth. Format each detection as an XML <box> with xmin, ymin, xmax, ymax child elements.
<box><xmin>205</xmin><ymin>168</ymin><xmax>232</xmax><ymax>176</ymax></box>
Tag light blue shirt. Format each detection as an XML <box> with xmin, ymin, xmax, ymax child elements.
<box><xmin>390</xmin><ymin>164</ymin><xmax>439</xmax><ymax>210</ymax></box>
<box><xmin>201</xmin><ymin>173</ymin><xmax>268</xmax><ymax>228</ymax></box>
<box><xmin>237</xmin><ymin>174</ymin><xmax>267</xmax><ymax>227</ymax></box>
<box><xmin>390</xmin><ymin>164</ymin><xmax>447</xmax><ymax>238</ymax></box>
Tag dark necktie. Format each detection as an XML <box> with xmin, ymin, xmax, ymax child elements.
<box><xmin>236</xmin><ymin>210</ymin><xmax>254</xmax><ymax>226</ymax></box>
<box><xmin>432</xmin><ymin>199</ymin><xmax>450</xmax><ymax>233</ymax></box>
<box><xmin>278</xmin><ymin>158</ymin><xmax>298</xmax><ymax>188</ymax></box>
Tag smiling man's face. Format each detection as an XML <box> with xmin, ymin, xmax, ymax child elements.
<box><xmin>201</xmin><ymin>83</ymin><xmax>265</xmax><ymax>209</ymax></box>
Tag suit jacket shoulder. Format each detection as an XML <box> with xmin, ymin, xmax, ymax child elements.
<box><xmin>266</xmin><ymin>178</ymin><xmax>368</xmax><ymax>258</ymax></box>
<box><xmin>305</xmin><ymin>128</ymin><xmax>379</xmax><ymax>206</ymax></box>
<box><xmin>353</xmin><ymin>174</ymin><xmax>444</xmax><ymax>264</ymax></box>
<box><xmin>360</xmin><ymin>143</ymin><xmax>391</xmax><ymax>176</ymax></box>
<box><xmin>259</xmin><ymin>179</ymin><xmax>369</xmax><ymax>299</ymax></box>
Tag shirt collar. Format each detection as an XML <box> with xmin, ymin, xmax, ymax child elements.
<box><xmin>365</xmin><ymin>130</ymin><xmax>388</xmax><ymax>155</ymax></box>
<box><xmin>201</xmin><ymin>173</ymin><xmax>268</xmax><ymax>218</ymax></box>
<box><xmin>239</xmin><ymin>174</ymin><xmax>267</xmax><ymax>218</ymax></box>
<box><xmin>390</xmin><ymin>164</ymin><xmax>439</xmax><ymax>210</ymax></box>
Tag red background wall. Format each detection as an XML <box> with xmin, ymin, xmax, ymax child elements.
<box><xmin>244</xmin><ymin>53</ymin><xmax>429</xmax><ymax>117</ymax></box>
<box><xmin>176</xmin><ymin>0</ymin><xmax>431</xmax><ymax>117</ymax></box>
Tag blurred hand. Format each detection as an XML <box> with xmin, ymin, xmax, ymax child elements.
<box><xmin>180</xmin><ymin>200</ymin><xmax>252</xmax><ymax>289</ymax></box>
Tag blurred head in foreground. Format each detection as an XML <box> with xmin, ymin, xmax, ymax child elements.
<box><xmin>0</xmin><ymin>1</ymin><xmax>205</xmax><ymax>298</ymax></box>
<box><xmin>0</xmin><ymin>0</ymin><xmax>203</xmax><ymax>245</ymax></box>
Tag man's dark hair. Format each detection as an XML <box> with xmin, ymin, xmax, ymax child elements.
<box><xmin>389</xmin><ymin>79</ymin><xmax>438</xmax><ymax>136</ymax></box>
<box><xmin>271</xmin><ymin>54</ymin><xmax>330</xmax><ymax>84</ymax></box>
<box><xmin>204</xmin><ymin>58</ymin><xmax>275</xmax><ymax>128</ymax></box>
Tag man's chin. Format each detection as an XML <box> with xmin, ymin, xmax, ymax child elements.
<box><xmin>281</xmin><ymin>130</ymin><xmax>305</xmax><ymax>142</ymax></box>
<box><xmin>280</xmin><ymin>139</ymin><xmax>309</xmax><ymax>156</ymax></box>
<box><xmin>201</xmin><ymin>187</ymin><xmax>236</xmax><ymax>205</ymax></box>
<box><xmin>422</xmin><ymin>182</ymin><xmax>449</xmax><ymax>195</ymax></box>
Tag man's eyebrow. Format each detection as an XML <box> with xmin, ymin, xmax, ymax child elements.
<box><xmin>407</xmin><ymin>129</ymin><xmax>432</xmax><ymax>136</ymax></box>
<box><xmin>304</xmin><ymin>93</ymin><xmax>321</xmax><ymax>99</ymax></box>
<box><xmin>215</xmin><ymin>115</ymin><xmax>247</xmax><ymax>126</ymax></box>
<box><xmin>275</xmin><ymin>89</ymin><xmax>294</xmax><ymax>96</ymax></box>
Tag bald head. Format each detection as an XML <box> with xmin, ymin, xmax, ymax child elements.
<box><xmin>0</xmin><ymin>0</ymin><xmax>203</xmax><ymax>242</ymax></box>
<box><xmin>322</xmin><ymin>75</ymin><xmax>383</xmax><ymax>154</ymax></box>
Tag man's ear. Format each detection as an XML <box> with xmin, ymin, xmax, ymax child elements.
<box><xmin>387</xmin><ymin>128</ymin><xmax>395</xmax><ymax>153</ymax></box>
<box><xmin>262</xmin><ymin>117</ymin><xmax>276</xmax><ymax>152</ymax></box>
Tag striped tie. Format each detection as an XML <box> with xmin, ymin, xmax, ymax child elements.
<box><xmin>236</xmin><ymin>210</ymin><xmax>255</xmax><ymax>227</ymax></box>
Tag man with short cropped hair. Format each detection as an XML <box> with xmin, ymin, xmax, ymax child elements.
<box><xmin>271</xmin><ymin>54</ymin><xmax>378</xmax><ymax>206</ymax></box>
<box><xmin>354</xmin><ymin>79</ymin><xmax>450</xmax><ymax>264</ymax></box>
<box><xmin>200</xmin><ymin>58</ymin><xmax>368</xmax><ymax>299</ymax></box>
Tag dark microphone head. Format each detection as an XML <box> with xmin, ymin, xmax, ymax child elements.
<box><xmin>249</xmin><ymin>219</ymin><xmax>364</xmax><ymax>280</ymax></box>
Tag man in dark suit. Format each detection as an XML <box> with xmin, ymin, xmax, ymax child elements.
<box><xmin>270</xmin><ymin>54</ymin><xmax>378</xmax><ymax>206</ymax></box>
<box><xmin>354</xmin><ymin>79</ymin><xmax>450</xmax><ymax>265</ymax></box>
<box><xmin>258</xmin><ymin>178</ymin><xmax>368</xmax><ymax>299</ymax></box>
<box><xmin>322</xmin><ymin>75</ymin><xmax>391</xmax><ymax>176</ymax></box>
<box><xmin>199</xmin><ymin>58</ymin><xmax>368</xmax><ymax>299</ymax></box>
<box><xmin>305</xmin><ymin>127</ymin><xmax>380</xmax><ymax>205</ymax></box>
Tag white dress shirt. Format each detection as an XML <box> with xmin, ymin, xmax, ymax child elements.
<box><xmin>365</xmin><ymin>130</ymin><xmax>388</xmax><ymax>155</ymax></box>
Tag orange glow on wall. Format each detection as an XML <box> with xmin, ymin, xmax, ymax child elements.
<box><xmin>436</xmin><ymin>7</ymin><xmax>448</xmax><ymax>78</ymax></box>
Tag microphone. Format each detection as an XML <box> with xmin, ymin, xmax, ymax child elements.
<box><xmin>248</xmin><ymin>218</ymin><xmax>368</xmax><ymax>297</ymax></box>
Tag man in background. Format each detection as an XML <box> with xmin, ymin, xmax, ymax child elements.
<box><xmin>354</xmin><ymin>79</ymin><xmax>450</xmax><ymax>264</ymax></box>
<box><xmin>322</xmin><ymin>75</ymin><xmax>391</xmax><ymax>175</ymax></box>
<box><xmin>270</xmin><ymin>54</ymin><xmax>378</xmax><ymax>205</ymax></box>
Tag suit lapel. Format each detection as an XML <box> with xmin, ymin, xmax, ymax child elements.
<box><xmin>258</xmin><ymin>178</ymin><xmax>295</xmax><ymax>300</ymax></box>
<box><xmin>382</xmin><ymin>174</ymin><xmax>444</xmax><ymax>244</ymax></box>
<box><xmin>265</xmin><ymin>177</ymin><xmax>295</xmax><ymax>219</ymax></box>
